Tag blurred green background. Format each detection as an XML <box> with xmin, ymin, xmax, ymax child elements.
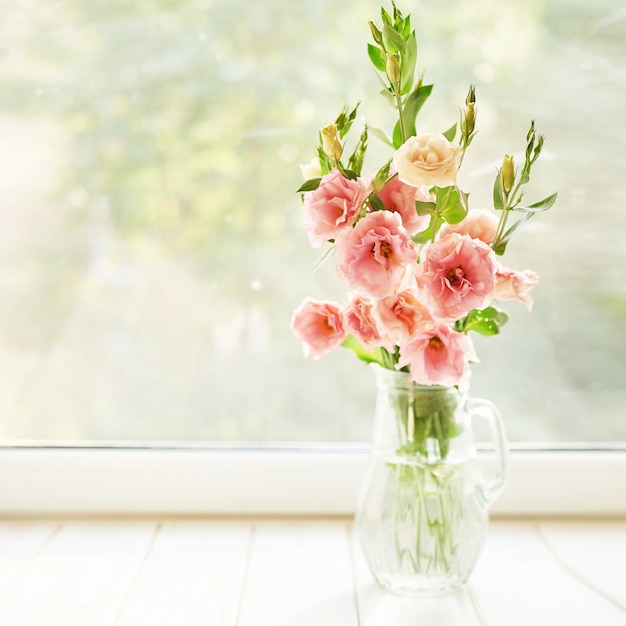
<box><xmin>0</xmin><ymin>0</ymin><xmax>624</xmax><ymax>442</ymax></box>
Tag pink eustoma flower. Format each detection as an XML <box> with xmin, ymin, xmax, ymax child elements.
<box><xmin>439</xmin><ymin>209</ymin><xmax>499</xmax><ymax>245</ymax></box>
<box><xmin>303</xmin><ymin>169</ymin><xmax>371</xmax><ymax>248</ymax></box>
<box><xmin>335</xmin><ymin>210</ymin><xmax>418</xmax><ymax>299</ymax></box>
<box><xmin>377</xmin><ymin>175</ymin><xmax>431</xmax><ymax>236</ymax></box>
<box><xmin>397</xmin><ymin>325</ymin><xmax>475</xmax><ymax>386</ymax></box>
<box><xmin>417</xmin><ymin>233</ymin><xmax>496</xmax><ymax>320</ymax></box>
<box><xmin>343</xmin><ymin>295</ymin><xmax>382</xmax><ymax>349</ymax></box>
<box><xmin>494</xmin><ymin>266</ymin><xmax>539</xmax><ymax>311</ymax></box>
<box><xmin>291</xmin><ymin>298</ymin><xmax>347</xmax><ymax>359</ymax></box>
<box><xmin>372</xmin><ymin>288</ymin><xmax>432</xmax><ymax>350</ymax></box>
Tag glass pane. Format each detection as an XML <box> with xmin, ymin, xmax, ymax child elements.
<box><xmin>0</xmin><ymin>0</ymin><xmax>624</xmax><ymax>442</ymax></box>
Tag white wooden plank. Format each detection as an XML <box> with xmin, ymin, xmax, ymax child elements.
<box><xmin>237</xmin><ymin>521</ymin><xmax>358</xmax><ymax>626</ymax></box>
<box><xmin>0</xmin><ymin>521</ymin><xmax>157</xmax><ymax>626</ymax></box>
<box><xmin>351</xmin><ymin>526</ymin><xmax>482</xmax><ymax>626</ymax></box>
<box><xmin>115</xmin><ymin>520</ymin><xmax>251</xmax><ymax>626</ymax></box>
<box><xmin>468</xmin><ymin>521</ymin><xmax>626</xmax><ymax>626</ymax></box>
<box><xmin>538</xmin><ymin>521</ymin><xmax>626</xmax><ymax>611</ymax></box>
<box><xmin>0</xmin><ymin>521</ymin><xmax>58</xmax><ymax>591</ymax></box>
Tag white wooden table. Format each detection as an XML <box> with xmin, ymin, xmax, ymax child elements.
<box><xmin>0</xmin><ymin>518</ymin><xmax>624</xmax><ymax>625</ymax></box>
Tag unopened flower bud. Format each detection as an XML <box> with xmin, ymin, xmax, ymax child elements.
<box><xmin>385</xmin><ymin>52</ymin><xmax>401</xmax><ymax>84</ymax></box>
<box><xmin>461</xmin><ymin>102</ymin><xmax>476</xmax><ymax>137</ymax></box>
<box><xmin>320</xmin><ymin>124</ymin><xmax>343</xmax><ymax>161</ymax></box>
<box><xmin>532</xmin><ymin>134</ymin><xmax>545</xmax><ymax>163</ymax></box>
<box><xmin>466</xmin><ymin>84</ymin><xmax>476</xmax><ymax>106</ymax></box>
<box><xmin>369</xmin><ymin>21</ymin><xmax>383</xmax><ymax>45</ymax></box>
<box><xmin>500</xmin><ymin>154</ymin><xmax>515</xmax><ymax>195</ymax></box>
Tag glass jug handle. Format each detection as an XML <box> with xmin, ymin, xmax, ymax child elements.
<box><xmin>467</xmin><ymin>397</ymin><xmax>510</xmax><ymax>507</ymax></box>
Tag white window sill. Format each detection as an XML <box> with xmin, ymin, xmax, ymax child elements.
<box><xmin>0</xmin><ymin>517</ymin><xmax>624</xmax><ymax>624</ymax></box>
<box><xmin>0</xmin><ymin>445</ymin><xmax>625</xmax><ymax>517</ymax></box>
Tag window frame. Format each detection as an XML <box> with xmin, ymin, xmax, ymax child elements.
<box><xmin>1</xmin><ymin>445</ymin><xmax>625</xmax><ymax>517</ymax></box>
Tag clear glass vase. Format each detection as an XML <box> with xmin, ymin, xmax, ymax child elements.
<box><xmin>355</xmin><ymin>365</ymin><xmax>509</xmax><ymax>596</ymax></box>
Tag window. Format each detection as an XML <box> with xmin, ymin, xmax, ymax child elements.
<box><xmin>0</xmin><ymin>0</ymin><xmax>624</xmax><ymax>446</ymax></box>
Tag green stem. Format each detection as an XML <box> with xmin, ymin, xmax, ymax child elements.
<box><xmin>430</xmin><ymin>212</ymin><xmax>440</xmax><ymax>243</ymax></box>
<box><xmin>394</xmin><ymin>83</ymin><xmax>407</xmax><ymax>144</ymax></box>
<box><xmin>492</xmin><ymin>192</ymin><xmax>510</xmax><ymax>250</ymax></box>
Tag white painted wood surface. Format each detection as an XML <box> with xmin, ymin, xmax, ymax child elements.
<box><xmin>0</xmin><ymin>518</ymin><xmax>623</xmax><ymax>625</ymax></box>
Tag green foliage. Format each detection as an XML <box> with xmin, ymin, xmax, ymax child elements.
<box><xmin>370</xmin><ymin>126</ymin><xmax>394</xmax><ymax>147</ymax></box>
<box><xmin>297</xmin><ymin>178</ymin><xmax>322</xmax><ymax>193</ymax></box>
<box><xmin>308</xmin><ymin>245</ymin><xmax>336</xmax><ymax>277</ymax></box>
<box><xmin>392</xmin><ymin>84</ymin><xmax>433</xmax><ymax>148</ymax></box>
<box><xmin>491</xmin><ymin>120</ymin><xmax>557</xmax><ymax>254</ymax></box>
<box><xmin>458</xmin><ymin>307</ymin><xmax>509</xmax><ymax>336</ymax></box>
<box><xmin>335</xmin><ymin>103</ymin><xmax>360</xmax><ymax>139</ymax></box>
<box><xmin>347</xmin><ymin>126</ymin><xmax>369</xmax><ymax>176</ymax></box>
<box><xmin>367</xmin><ymin>44</ymin><xmax>386</xmax><ymax>72</ymax></box>
<box><xmin>412</xmin><ymin>214</ymin><xmax>438</xmax><ymax>244</ymax></box>
<box><xmin>393</xmin><ymin>390</ymin><xmax>460</xmax><ymax>459</ymax></box>
<box><xmin>412</xmin><ymin>186</ymin><xmax>468</xmax><ymax>243</ymax></box>
<box><xmin>369</xmin><ymin>193</ymin><xmax>387</xmax><ymax>212</ymax></box>
<box><xmin>443</xmin><ymin>123</ymin><xmax>457</xmax><ymax>142</ymax></box>
<box><xmin>492</xmin><ymin>191</ymin><xmax>557</xmax><ymax>255</ymax></box>
<box><xmin>415</xmin><ymin>200</ymin><xmax>436</xmax><ymax>216</ymax></box>
<box><xmin>371</xmin><ymin>160</ymin><xmax>393</xmax><ymax>192</ymax></box>
<box><xmin>400</xmin><ymin>31</ymin><xmax>418</xmax><ymax>95</ymax></box>
<box><xmin>382</xmin><ymin>22</ymin><xmax>406</xmax><ymax>54</ymax></box>
<box><xmin>316</xmin><ymin>146</ymin><xmax>334</xmax><ymax>175</ymax></box>
<box><xmin>341</xmin><ymin>335</ymin><xmax>386</xmax><ymax>367</ymax></box>
<box><xmin>493</xmin><ymin>171</ymin><xmax>505</xmax><ymax>211</ymax></box>
<box><xmin>367</xmin><ymin>2</ymin><xmax>433</xmax><ymax>146</ymax></box>
<box><xmin>514</xmin><ymin>192</ymin><xmax>558</xmax><ymax>214</ymax></box>
<box><xmin>435</xmin><ymin>186</ymin><xmax>469</xmax><ymax>225</ymax></box>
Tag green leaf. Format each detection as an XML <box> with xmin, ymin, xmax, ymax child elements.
<box><xmin>392</xmin><ymin>119</ymin><xmax>403</xmax><ymax>149</ymax></box>
<box><xmin>341</xmin><ymin>334</ymin><xmax>386</xmax><ymax>366</ymax></box>
<box><xmin>378</xmin><ymin>87</ymin><xmax>395</xmax><ymax>107</ymax></box>
<box><xmin>347</xmin><ymin>126</ymin><xmax>368</xmax><ymax>176</ymax></box>
<box><xmin>370</xmin><ymin>126</ymin><xmax>393</xmax><ymax>146</ymax></box>
<box><xmin>462</xmin><ymin>306</ymin><xmax>509</xmax><ymax>336</ymax></box>
<box><xmin>400</xmin><ymin>15</ymin><xmax>411</xmax><ymax>39</ymax></box>
<box><xmin>380</xmin><ymin>6</ymin><xmax>392</xmax><ymax>26</ymax></box>
<box><xmin>412</xmin><ymin>215</ymin><xmax>437</xmax><ymax>244</ymax></box>
<box><xmin>402</xmin><ymin>83</ymin><xmax>434</xmax><ymax>137</ymax></box>
<box><xmin>315</xmin><ymin>146</ymin><xmax>332</xmax><ymax>175</ymax></box>
<box><xmin>308</xmin><ymin>244</ymin><xmax>336</xmax><ymax>277</ymax></box>
<box><xmin>342</xmin><ymin>168</ymin><xmax>358</xmax><ymax>180</ymax></box>
<box><xmin>493</xmin><ymin>170</ymin><xmax>504</xmax><ymax>211</ymax></box>
<box><xmin>382</xmin><ymin>23</ymin><xmax>406</xmax><ymax>54</ymax></box>
<box><xmin>369</xmin><ymin>193</ymin><xmax>386</xmax><ymax>212</ymax></box>
<box><xmin>296</xmin><ymin>177</ymin><xmax>322</xmax><ymax>193</ymax></box>
<box><xmin>371</xmin><ymin>159</ymin><xmax>392</xmax><ymax>192</ymax></box>
<box><xmin>443</xmin><ymin>123</ymin><xmax>457</xmax><ymax>142</ymax></box>
<box><xmin>336</xmin><ymin>102</ymin><xmax>360</xmax><ymax>138</ymax></box>
<box><xmin>519</xmin><ymin>169</ymin><xmax>531</xmax><ymax>186</ymax></box>
<box><xmin>415</xmin><ymin>200</ymin><xmax>436</xmax><ymax>216</ymax></box>
<box><xmin>367</xmin><ymin>44</ymin><xmax>386</xmax><ymax>72</ymax></box>
<box><xmin>443</xmin><ymin>202</ymin><xmax>467</xmax><ymax>225</ymax></box>
<box><xmin>514</xmin><ymin>191</ymin><xmax>558</xmax><ymax>213</ymax></box>
<box><xmin>400</xmin><ymin>31</ymin><xmax>417</xmax><ymax>95</ymax></box>
<box><xmin>494</xmin><ymin>213</ymin><xmax>534</xmax><ymax>255</ymax></box>
<box><xmin>392</xmin><ymin>84</ymin><xmax>434</xmax><ymax>149</ymax></box>
<box><xmin>436</xmin><ymin>186</ymin><xmax>469</xmax><ymax>225</ymax></box>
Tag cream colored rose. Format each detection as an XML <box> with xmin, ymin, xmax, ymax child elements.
<box><xmin>393</xmin><ymin>133</ymin><xmax>461</xmax><ymax>188</ymax></box>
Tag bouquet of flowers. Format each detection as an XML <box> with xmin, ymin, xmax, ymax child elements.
<box><xmin>290</xmin><ymin>4</ymin><xmax>557</xmax><ymax>589</ymax></box>
<box><xmin>291</xmin><ymin>2</ymin><xmax>556</xmax><ymax>393</ymax></box>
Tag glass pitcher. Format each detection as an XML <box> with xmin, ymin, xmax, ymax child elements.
<box><xmin>355</xmin><ymin>365</ymin><xmax>509</xmax><ymax>596</ymax></box>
